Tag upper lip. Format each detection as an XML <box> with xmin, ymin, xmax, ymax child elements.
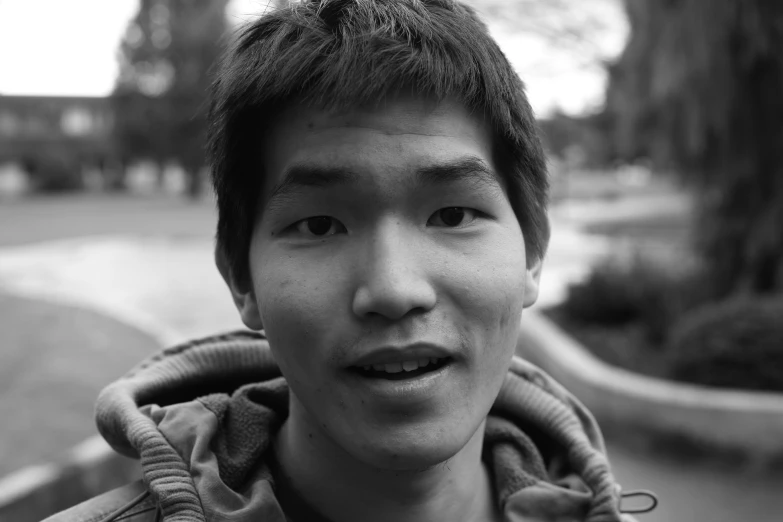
<box><xmin>349</xmin><ymin>343</ymin><xmax>454</xmax><ymax>367</ymax></box>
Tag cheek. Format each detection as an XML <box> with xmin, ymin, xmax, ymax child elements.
<box><xmin>250</xmin><ymin>255</ymin><xmax>338</xmax><ymax>384</ymax></box>
<box><xmin>252</xmin><ymin>247</ymin><xmax>335</xmax><ymax>329</ymax></box>
<box><xmin>448</xmin><ymin>236</ymin><xmax>527</xmax><ymax>363</ymax></box>
<box><xmin>461</xmin><ymin>241</ymin><xmax>526</xmax><ymax>322</ymax></box>
<box><xmin>477</xmin><ymin>266</ymin><xmax>525</xmax><ymax>357</ymax></box>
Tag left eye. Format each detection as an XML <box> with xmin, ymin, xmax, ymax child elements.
<box><xmin>428</xmin><ymin>207</ymin><xmax>478</xmax><ymax>228</ymax></box>
<box><xmin>294</xmin><ymin>216</ymin><xmax>345</xmax><ymax>237</ymax></box>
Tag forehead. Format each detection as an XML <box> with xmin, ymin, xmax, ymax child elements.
<box><xmin>260</xmin><ymin>95</ymin><xmax>496</xmax><ymax>190</ymax></box>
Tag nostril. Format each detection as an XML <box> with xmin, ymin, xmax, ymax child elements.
<box><xmin>351</xmin><ymin>267</ymin><xmax>437</xmax><ymax>320</ymax></box>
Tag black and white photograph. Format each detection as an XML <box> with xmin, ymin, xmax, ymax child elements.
<box><xmin>0</xmin><ymin>1</ymin><xmax>781</xmax><ymax>521</ymax></box>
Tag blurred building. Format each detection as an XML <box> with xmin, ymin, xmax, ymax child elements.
<box><xmin>0</xmin><ymin>95</ymin><xmax>116</xmax><ymax>167</ymax></box>
<box><xmin>0</xmin><ymin>95</ymin><xmax>123</xmax><ymax>193</ymax></box>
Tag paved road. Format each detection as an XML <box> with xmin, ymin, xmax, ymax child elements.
<box><xmin>1</xmin><ymin>195</ymin><xmax>782</xmax><ymax>521</ymax></box>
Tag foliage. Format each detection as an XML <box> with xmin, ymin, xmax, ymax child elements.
<box><xmin>538</xmin><ymin>110</ymin><xmax>613</xmax><ymax>167</ymax></box>
<box><xmin>478</xmin><ymin>0</ymin><xmax>625</xmax><ymax>75</ymax></box>
<box><xmin>604</xmin><ymin>0</ymin><xmax>783</xmax><ymax>296</ymax></box>
<box><xmin>545</xmin><ymin>305</ymin><xmax>669</xmax><ymax>377</ymax></box>
<box><xmin>553</xmin><ymin>251</ymin><xmax>783</xmax><ymax>392</ymax></box>
<box><xmin>112</xmin><ymin>0</ymin><xmax>229</xmax><ymax>197</ymax></box>
<box><xmin>666</xmin><ymin>297</ymin><xmax>783</xmax><ymax>392</ymax></box>
<box><xmin>560</xmin><ymin>250</ymin><xmax>710</xmax><ymax>345</ymax></box>
<box><xmin>26</xmin><ymin>151</ymin><xmax>84</xmax><ymax>193</ymax></box>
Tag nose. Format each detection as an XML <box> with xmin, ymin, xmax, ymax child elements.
<box><xmin>351</xmin><ymin>220</ymin><xmax>437</xmax><ymax>321</ymax></box>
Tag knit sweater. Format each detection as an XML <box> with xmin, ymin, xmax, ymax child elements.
<box><xmin>92</xmin><ymin>329</ymin><xmax>641</xmax><ymax>522</ymax></box>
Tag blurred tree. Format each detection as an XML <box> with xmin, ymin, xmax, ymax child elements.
<box><xmin>477</xmin><ymin>0</ymin><xmax>624</xmax><ymax>76</ymax></box>
<box><xmin>605</xmin><ymin>0</ymin><xmax>783</xmax><ymax>296</ymax></box>
<box><xmin>538</xmin><ymin>110</ymin><xmax>613</xmax><ymax>167</ymax></box>
<box><xmin>113</xmin><ymin>0</ymin><xmax>229</xmax><ymax>197</ymax></box>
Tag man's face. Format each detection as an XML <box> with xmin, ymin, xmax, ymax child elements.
<box><xmin>234</xmin><ymin>95</ymin><xmax>540</xmax><ymax>470</ymax></box>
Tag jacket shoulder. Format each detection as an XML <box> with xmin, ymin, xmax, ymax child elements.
<box><xmin>42</xmin><ymin>480</ymin><xmax>158</xmax><ymax>522</ymax></box>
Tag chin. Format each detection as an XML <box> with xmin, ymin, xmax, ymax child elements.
<box><xmin>352</xmin><ymin>426</ymin><xmax>470</xmax><ymax>472</ymax></box>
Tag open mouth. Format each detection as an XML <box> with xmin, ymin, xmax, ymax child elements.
<box><xmin>352</xmin><ymin>357</ymin><xmax>451</xmax><ymax>380</ymax></box>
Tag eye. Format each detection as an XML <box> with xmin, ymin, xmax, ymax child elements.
<box><xmin>294</xmin><ymin>216</ymin><xmax>346</xmax><ymax>237</ymax></box>
<box><xmin>428</xmin><ymin>207</ymin><xmax>478</xmax><ymax>228</ymax></box>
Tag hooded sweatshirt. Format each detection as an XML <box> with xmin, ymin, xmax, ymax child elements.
<box><xmin>85</xmin><ymin>330</ymin><xmax>641</xmax><ymax>522</ymax></box>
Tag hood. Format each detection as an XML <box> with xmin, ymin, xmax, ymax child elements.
<box><xmin>96</xmin><ymin>330</ymin><xmax>637</xmax><ymax>522</ymax></box>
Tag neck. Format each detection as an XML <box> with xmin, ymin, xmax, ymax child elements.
<box><xmin>275</xmin><ymin>398</ymin><xmax>499</xmax><ymax>522</ymax></box>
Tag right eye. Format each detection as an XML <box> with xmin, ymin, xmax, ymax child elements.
<box><xmin>293</xmin><ymin>216</ymin><xmax>346</xmax><ymax>237</ymax></box>
<box><xmin>427</xmin><ymin>207</ymin><xmax>478</xmax><ymax>228</ymax></box>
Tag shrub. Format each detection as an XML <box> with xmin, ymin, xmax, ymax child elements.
<box><xmin>27</xmin><ymin>151</ymin><xmax>84</xmax><ymax>193</ymax></box>
<box><xmin>666</xmin><ymin>297</ymin><xmax>783</xmax><ymax>392</ymax></box>
<box><xmin>560</xmin><ymin>259</ymin><xmax>638</xmax><ymax>325</ymax></box>
<box><xmin>560</xmin><ymin>250</ymin><xmax>710</xmax><ymax>344</ymax></box>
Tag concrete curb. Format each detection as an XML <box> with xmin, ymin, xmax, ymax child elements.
<box><xmin>517</xmin><ymin>311</ymin><xmax>783</xmax><ymax>465</ymax></box>
<box><xmin>0</xmin><ymin>436</ymin><xmax>141</xmax><ymax>522</ymax></box>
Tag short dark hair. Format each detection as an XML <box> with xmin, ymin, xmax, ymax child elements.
<box><xmin>208</xmin><ymin>0</ymin><xmax>549</xmax><ymax>281</ymax></box>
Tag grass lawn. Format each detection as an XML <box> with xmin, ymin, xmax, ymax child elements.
<box><xmin>0</xmin><ymin>292</ymin><xmax>161</xmax><ymax>477</ymax></box>
<box><xmin>0</xmin><ymin>193</ymin><xmax>216</xmax><ymax>477</ymax></box>
<box><xmin>543</xmin><ymin>306</ymin><xmax>672</xmax><ymax>378</ymax></box>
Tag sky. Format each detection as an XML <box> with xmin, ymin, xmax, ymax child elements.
<box><xmin>0</xmin><ymin>0</ymin><xmax>627</xmax><ymax>117</ymax></box>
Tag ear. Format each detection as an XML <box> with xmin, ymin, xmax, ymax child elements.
<box><xmin>522</xmin><ymin>257</ymin><xmax>543</xmax><ymax>308</ymax></box>
<box><xmin>215</xmin><ymin>246</ymin><xmax>264</xmax><ymax>330</ymax></box>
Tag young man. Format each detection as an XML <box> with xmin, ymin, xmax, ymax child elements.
<box><xmin>47</xmin><ymin>1</ymin><xmax>646</xmax><ymax>520</ymax></box>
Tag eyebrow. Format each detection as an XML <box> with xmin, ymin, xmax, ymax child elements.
<box><xmin>265</xmin><ymin>155</ymin><xmax>500</xmax><ymax>213</ymax></box>
<box><xmin>416</xmin><ymin>156</ymin><xmax>500</xmax><ymax>190</ymax></box>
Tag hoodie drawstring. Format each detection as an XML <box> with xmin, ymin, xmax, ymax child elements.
<box><xmin>619</xmin><ymin>489</ymin><xmax>659</xmax><ymax>515</ymax></box>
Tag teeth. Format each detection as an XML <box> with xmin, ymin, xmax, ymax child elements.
<box><xmin>361</xmin><ymin>358</ymin><xmax>445</xmax><ymax>373</ymax></box>
<box><xmin>402</xmin><ymin>360</ymin><xmax>419</xmax><ymax>371</ymax></box>
<box><xmin>384</xmin><ymin>362</ymin><xmax>403</xmax><ymax>373</ymax></box>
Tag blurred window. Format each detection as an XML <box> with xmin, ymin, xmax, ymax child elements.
<box><xmin>61</xmin><ymin>107</ymin><xmax>94</xmax><ymax>136</ymax></box>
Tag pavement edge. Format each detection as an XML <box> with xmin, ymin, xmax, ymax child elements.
<box><xmin>517</xmin><ymin>310</ymin><xmax>783</xmax><ymax>468</ymax></box>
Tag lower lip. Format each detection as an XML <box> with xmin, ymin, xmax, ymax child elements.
<box><xmin>345</xmin><ymin>362</ymin><xmax>454</xmax><ymax>403</ymax></box>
